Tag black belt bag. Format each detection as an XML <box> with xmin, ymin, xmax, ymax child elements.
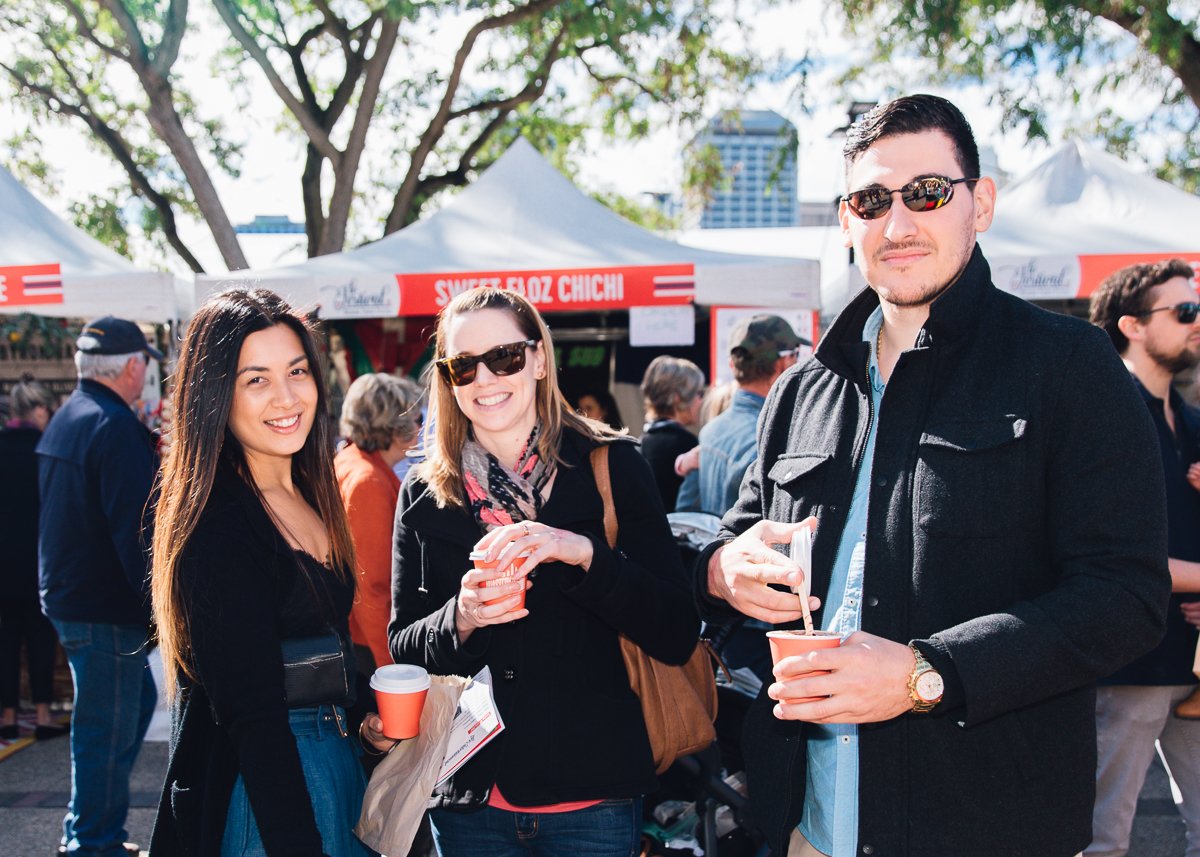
<box><xmin>280</xmin><ymin>629</ymin><xmax>351</xmax><ymax>709</ymax></box>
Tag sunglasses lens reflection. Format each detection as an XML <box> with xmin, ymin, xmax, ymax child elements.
<box><xmin>439</xmin><ymin>342</ymin><xmax>530</xmax><ymax>387</ymax></box>
<box><xmin>847</xmin><ymin>177</ymin><xmax>956</xmax><ymax>220</ymax></box>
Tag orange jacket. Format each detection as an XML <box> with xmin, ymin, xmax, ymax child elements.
<box><xmin>334</xmin><ymin>443</ymin><xmax>401</xmax><ymax>668</ymax></box>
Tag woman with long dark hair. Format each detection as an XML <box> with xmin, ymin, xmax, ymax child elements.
<box><xmin>150</xmin><ymin>288</ymin><xmax>373</xmax><ymax>856</ymax></box>
<box><xmin>360</xmin><ymin>288</ymin><xmax>699</xmax><ymax>857</ymax></box>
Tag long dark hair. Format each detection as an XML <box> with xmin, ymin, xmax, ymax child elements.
<box><xmin>152</xmin><ymin>287</ymin><xmax>355</xmax><ymax>697</ymax></box>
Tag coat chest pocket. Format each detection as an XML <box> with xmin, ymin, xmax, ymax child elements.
<box><xmin>766</xmin><ymin>453</ymin><xmax>831</xmax><ymax>520</ymax></box>
<box><xmin>915</xmin><ymin>416</ymin><xmax>1027</xmax><ymax>538</ymax></box>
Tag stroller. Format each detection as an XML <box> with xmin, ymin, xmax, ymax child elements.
<box><xmin>638</xmin><ymin>514</ymin><xmax>769</xmax><ymax>857</ymax></box>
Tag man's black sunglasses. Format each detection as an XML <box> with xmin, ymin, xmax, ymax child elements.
<box><xmin>843</xmin><ymin>176</ymin><xmax>977</xmax><ymax>221</ymax></box>
<box><xmin>1135</xmin><ymin>302</ymin><xmax>1200</xmax><ymax>325</ymax></box>
<box><xmin>436</xmin><ymin>340</ymin><xmax>537</xmax><ymax>387</ymax></box>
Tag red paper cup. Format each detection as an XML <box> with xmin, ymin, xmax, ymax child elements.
<box><xmin>370</xmin><ymin>664</ymin><xmax>431</xmax><ymax>740</ymax></box>
<box><xmin>472</xmin><ymin>551</ymin><xmax>529</xmax><ymax>609</ymax></box>
<box><xmin>766</xmin><ymin>630</ymin><xmax>841</xmax><ymax>704</ymax></box>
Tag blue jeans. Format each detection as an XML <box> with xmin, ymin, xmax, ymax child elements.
<box><xmin>220</xmin><ymin>705</ymin><xmax>374</xmax><ymax>857</ymax></box>
<box><xmin>51</xmin><ymin>620</ymin><xmax>155</xmax><ymax>857</ymax></box>
<box><xmin>431</xmin><ymin>798</ymin><xmax>643</xmax><ymax>857</ymax></box>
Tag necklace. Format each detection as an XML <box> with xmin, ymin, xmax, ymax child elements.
<box><xmin>876</xmin><ymin>324</ymin><xmax>885</xmax><ymax>364</ymax></box>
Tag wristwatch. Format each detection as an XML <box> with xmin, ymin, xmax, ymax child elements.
<box><xmin>907</xmin><ymin>644</ymin><xmax>944</xmax><ymax>713</ymax></box>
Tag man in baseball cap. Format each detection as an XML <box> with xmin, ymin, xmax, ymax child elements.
<box><xmin>678</xmin><ymin>313</ymin><xmax>809</xmax><ymax>518</ymax></box>
<box><xmin>76</xmin><ymin>316</ymin><xmax>164</xmax><ymax>362</ymax></box>
<box><xmin>37</xmin><ymin>315</ymin><xmax>160</xmax><ymax>856</ymax></box>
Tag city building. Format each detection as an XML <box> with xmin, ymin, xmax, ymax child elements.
<box><xmin>688</xmin><ymin>110</ymin><xmax>798</xmax><ymax>229</ymax></box>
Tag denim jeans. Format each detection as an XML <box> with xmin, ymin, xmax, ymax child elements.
<box><xmin>220</xmin><ymin>705</ymin><xmax>374</xmax><ymax>857</ymax></box>
<box><xmin>51</xmin><ymin>620</ymin><xmax>155</xmax><ymax>857</ymax></box>
<box><xmin>431</xmin><ymin>798</ymin><xmax>643</xmax><ymax>857</ymax></box>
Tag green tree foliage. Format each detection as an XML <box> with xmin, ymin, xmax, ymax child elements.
<box><xmin>837</xmin><ymin>0</ymin><xmax>1200</xmax><ymax>191</ymax></box>
<box><xmin>1</xmin><ymin>0</ymin><xmax>769</xmax><ymax>271</ymax></box>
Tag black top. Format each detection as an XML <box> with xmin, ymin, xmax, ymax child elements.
<box><xmin>638</xmin><ymin>419</ymin><xmax>697</xmax><ymax>513</ymax></box>
<box><xmin>37</xmin><ymin>379</ymin><xmax>158</xmax><ymax>625</ymax></box>
<box><xmin>390</xmin><ymin>431</ymin><xmax>700</xmax><ymax>809</ymax></box>
<box><xmin>1104</xmin><ymin>377</ymin><xmax>1200</xmax><ymax>685</ymax></box>
<box><xmin>0</xmin><ymin>425</ymin><xmax>41</xmax><ymax>600</ymax></box>
<box><xmin>150</xmin><ymin>460</ymin><xmax>359</xmax><ymax>857</ymax></box>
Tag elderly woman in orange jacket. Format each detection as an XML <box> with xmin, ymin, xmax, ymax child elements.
<box><xmin>335</xmin><ymin>373</ymin><xmax>423</xmax><ymax>672</ymax></box>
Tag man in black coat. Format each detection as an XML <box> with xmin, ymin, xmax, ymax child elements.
<box><xmin>694</xmin><ymin>94</ymin><xmax>1170</xmax><ymax>857</ymax></box>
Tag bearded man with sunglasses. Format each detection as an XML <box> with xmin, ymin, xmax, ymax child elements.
<box><xmin>1086</xmin><ymin>259</ymin><xmax>1200</xmax><ymax>857</ymax></box>
<box><xmin>693</xmin><ymin>94</ymin><xmax>1170</xmax><ymax>857</ymax></box>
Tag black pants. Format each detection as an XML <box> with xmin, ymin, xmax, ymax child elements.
<box><xmin>0</xmin><ymin>596</ymin><xmax>58</xmax><ymax>707</ymax></box>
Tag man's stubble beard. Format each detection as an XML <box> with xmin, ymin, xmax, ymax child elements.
<box><xmin>1148</xmin><ymin>337</ymin><xmax>1200</xmax><ymax>376</ymax></box>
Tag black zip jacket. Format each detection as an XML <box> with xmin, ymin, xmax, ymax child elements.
<box><xmin>695</xmin><ymin>246</ymin><xmax>1170</xmax><ymax>857</ymax></box>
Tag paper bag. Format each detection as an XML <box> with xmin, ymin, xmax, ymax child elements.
<box><xmin>355</xmin><ymin>674</ymin><xmax>469</xmax><ymax>857</ymax></box>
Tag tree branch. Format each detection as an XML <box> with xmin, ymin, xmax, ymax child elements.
<box><xmin>319</xmin><ymin>15</ymin><xmax>401</xmax><ymax>254</ymax></box>
<box><xmin>54</xmin><ymin>0</ymin><xmax>127</xmax><ymax>61</ymax></box>
<box><xmin>210</xmin><ymin>0</ymin><xmax>342</xmax><ymax>164</ymax></box>
<box><xmin>576</xmin><ymin>53</ymin><xmax>665</xmax><ymax>103</ymax></box>
<box><xmin>151</xmin><ymin>0</ymin><xmax>189</xmax><ymax>77</ymax></box>
<box><xmin>1</xmin><ymin>60</ymin><xmax>207</xmax><ymax>272</ymax></box>
<box><xmin>385</xmin><ymin>0</ymin><xmax>568</xmax><ymax>233</ymax></box>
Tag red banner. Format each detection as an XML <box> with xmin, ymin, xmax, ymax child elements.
<box><xmin>1077</xmin><ymin>253</ymin><xmax>1200</xmax><ymax>297</ymax></box>
<box><xmin>0</xmin><ymin>263</ymin><xmax>65</xmax><ymax>307</ymax></box>
<box><xmin>394</xmin><ymin>264</ymin><xmax>695</xmax><ymax>315</ymax></box>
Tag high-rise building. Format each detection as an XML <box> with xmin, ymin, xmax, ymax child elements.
<box><xmin>689</xmin><ymin>110</ymin><xmax>798</xmax><ymax>229</ymax></box>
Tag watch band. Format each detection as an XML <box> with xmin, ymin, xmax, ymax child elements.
<box><xmin>907</xmin><ymin>643</ymin><xmax>944</xmax><ymax>713</ymax></box>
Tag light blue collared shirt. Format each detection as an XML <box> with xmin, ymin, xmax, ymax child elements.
<box><xmin>799</xmin><ymin>307</ymin><xmax>885</xmax><ymax>857</ymax></box>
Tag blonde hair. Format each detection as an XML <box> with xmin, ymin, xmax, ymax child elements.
<box><xmin>417</xmin><ymin>288</ymin><xmax>622</xmax><ymax>508</ymax></box>
<box><xmin>339</xmin><ymin>373</ymin><xmax>423</xmax><ymax>452</ymax></box>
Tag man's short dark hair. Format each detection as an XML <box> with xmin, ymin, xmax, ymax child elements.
<box><xmin>1089</xmin><ymin>258</ymin><xmax>1196</xmax><ymax>354</ymax></box>
<box><xmin>843</xmin><ymin>94</ymin><xmax>980</xmax><ymax>182</ymax></box>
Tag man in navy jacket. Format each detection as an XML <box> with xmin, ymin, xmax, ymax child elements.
<box><xmin>695</xmin><ymin>95</ymin><xmax>1169</xmax><ymax>857</ymax></box>
<box><xmin>38</xmin><ymin>316</ymin><xmax>161</xmax><ymax>857</ymax></box>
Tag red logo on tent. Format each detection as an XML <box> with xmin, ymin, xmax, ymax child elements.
<box><xmin>0</xmin><ymin>264</ymin><xmax>65</xmax><ymax>307</ymax></box>
<box><xmin>395</xmin><ymin>264</ymin><xmax>695</xmax><ymax>315</ymax></box>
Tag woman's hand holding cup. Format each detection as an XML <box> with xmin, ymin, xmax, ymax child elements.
<box><xmin>475</xmin><ymin>520</ymin><xmax>595</xmax><ymax>576</ymax></box>
<box><xmin>455</xmin><ymin>561</ymin><xmax>530</xmax><ymax>642</ymax></box>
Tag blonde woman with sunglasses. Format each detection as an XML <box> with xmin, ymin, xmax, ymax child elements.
<box><xmin>360</xmin><ymin>288</ymin><xmax>699</xmax><ymax>857</ymax></box>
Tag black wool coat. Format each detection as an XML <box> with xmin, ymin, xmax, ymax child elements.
<box><xmin>389</xmin><ymin>431</ymin><xmax>699</xmax><ymax>809</ymax></box>
<box><xmin>696</xmin><ymin>246</ymin><xmax>1171</xmax><ymax>857</ymax></box>
<box><xmin>150</xmin><ymin>463</ymin><xmax>361</xmax><ymax>857</ymax></box>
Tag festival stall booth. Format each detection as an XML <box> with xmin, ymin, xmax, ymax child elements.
<box><xmin>0</xmin><ymin>164</ymin><xmax>183</xmax><ymax>742</ymax></box>
<box><xmin>982</xmin><ymin>139</ymin><xmax>1200</xmax><ymax>313</ymax></box>
<box><xmin>195</xmin><ymin>138</ymin><xmax>821</xmax><ymax>417</ymax></box>
<box><xmin>0</xmin><ymin>163</ymin><xmax>183</xmax><ymax>410</ymax></box>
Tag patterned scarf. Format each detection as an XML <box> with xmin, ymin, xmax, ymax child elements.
<box><xmin>462</xmin><ymin>423</ymin><xmax>555</xmax><ymax>531</ymax></box>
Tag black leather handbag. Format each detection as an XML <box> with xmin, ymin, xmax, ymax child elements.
<box><xmin>280</xmin><ymin>628</ymin><xmax>352</xmax><ymax>709</ymax></box>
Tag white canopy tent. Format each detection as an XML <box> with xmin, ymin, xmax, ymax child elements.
<box><xmin>196</xmin><ymin>138</ymin><xmax>821</xmax><ymax>318</ymax></box>
<box><xmin>983</xmin><ymin>140</ymin><xmax>1200</xmax><ymax>300</ymax></box>
<box><xmin>0</xmin><ymin>165</ymin><xmax>183</xmax><ymax>322</ymax></box>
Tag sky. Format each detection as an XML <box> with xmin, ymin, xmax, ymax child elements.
<box><xmin>0</xmin><ymin>0</ymin><xmax>1125</xmax><ymax>274</ymax></box>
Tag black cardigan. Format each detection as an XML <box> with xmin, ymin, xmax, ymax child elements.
<box><xmin>150</xmin><ymin>463</ymin><xmax>360</xmax><ymax>857</ymax></box>
<box><xmin>389</xmin><ymin>431</ymin><xmax>699</xmax><ymax>808</ymax></box>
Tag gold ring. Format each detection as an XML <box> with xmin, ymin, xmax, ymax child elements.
<box><xmin>522</xmin><ymin>523</ymin><xmax>531</xmax><ymax>537</ymax></box>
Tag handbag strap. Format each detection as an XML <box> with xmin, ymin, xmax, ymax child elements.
<box><xmin>589</xmin><ymin>445</ymin><xmax>618</xmax><ymax>549</ymax></box>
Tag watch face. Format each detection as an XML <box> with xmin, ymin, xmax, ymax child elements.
<box><xmin>916</xmin><ymin>670</ymin><xmax>944</xmax><ymax>702</ymax></box>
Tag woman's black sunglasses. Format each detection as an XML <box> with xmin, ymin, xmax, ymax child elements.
<box><xmin>436</xmin><ymin>339</ymin><xmax>537</xmax><ymax>387</ymax></box>
<box><xmin>843</xmin><ymin>176</ymin><xmax>977</xmax><ymax>220</ymax></box>
<box><xmin>1136</xmin><ymin>302</ymin><xmax>1200</xmax><ymax>325</ymax></box>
